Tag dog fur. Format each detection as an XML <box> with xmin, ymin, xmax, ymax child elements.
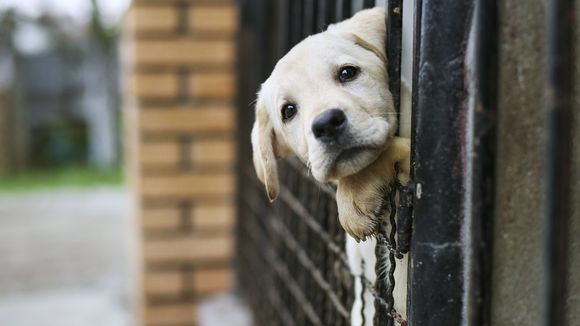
<box><xmin>251</xmin><ymin>7</ymin><xmax>410</xmax><ymax>325</ymax></box>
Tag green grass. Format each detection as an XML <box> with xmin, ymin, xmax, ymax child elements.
<box><xmin>0</xmin><ymin>166</ymin><xmax>124</xmax><ymax>192</ymax></box>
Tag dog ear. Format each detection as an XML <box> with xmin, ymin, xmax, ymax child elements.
<box><xmin>251</xmin><ymin>98</ymin><xmax>281</xmax><ymax>202</ymax></box>
<box><xmin>328</xmin><ymin>7</ymin><xmax>387</xmax><ymax>62</ymax></box>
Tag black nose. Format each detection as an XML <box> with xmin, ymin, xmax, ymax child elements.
<box><xmin>312</xmin><ymin>109</ymin><xmax>347</xmax><ymax>142</ymax></box>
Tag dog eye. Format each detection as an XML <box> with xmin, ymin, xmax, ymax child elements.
<box><xmin>338</xmin><ymin>65</ymin><xmax>359</xmax><ymax>82</ymax></box>
<box><xmin>281</xmin><ymin>103</ymin><xmax>297</xmax><ymax>122</ymax></box>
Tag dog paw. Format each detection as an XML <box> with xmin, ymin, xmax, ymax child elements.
<box><xmin>336</xmin><ymin>181</ymin><xmax>385</xmax><ymax>241</ymax></box>
<box><xmin>388</xmin><ymin>137</ymin><xmax>411</xmax><ymax>185</ymax></box>
<box><xmin>336</xmin><ymin>137</ymin><xmax>411</xmax><ymax>241</ymax></box>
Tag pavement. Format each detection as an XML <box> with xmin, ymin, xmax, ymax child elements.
<box><xmin>199</xmin><ymin>294</ymin><xmax>253</xmax><ymax>326</ymax></box>
<box><xmin>0</xmin><ymin>188</ymin><xmax>137</xmax><ymax>326</ymax></box>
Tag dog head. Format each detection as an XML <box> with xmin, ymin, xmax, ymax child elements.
<box><xmin>251</xmin><ymin>8</ymin><xmax>395</xmax><ymax>201</ymax></box>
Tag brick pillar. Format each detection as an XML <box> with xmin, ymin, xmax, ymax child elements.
<box><xmin>126</xmin><ymin>2</ymin><xmax>238</xmax><ymax>325</ymax></box>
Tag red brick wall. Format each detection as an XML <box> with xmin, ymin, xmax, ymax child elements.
<box><xmin>126</xmin><ymin>1</ymin><xmax>238</xmax><ymax>325</ymax></box>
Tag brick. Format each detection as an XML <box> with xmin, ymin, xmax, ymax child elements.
<box><xmin>144</xmin><ymin>234</ymin><xmax>232</xmax><ymax>263</ymax></box>
<box><xmin>135</xmin><ymin>39</ymin><xmax>234</xmax><ymax>66</ymax></box>
<box><xmin>140</xmin><ymin>141</ymin><xmax>181</xmax><ymax>168</ymax></box>
<box><xmin>130</xmin><ymin>2</ymin><xmax>239</xmax><ymax>324</ymax></box>
<box><xmin>132</xmin><ymin>72</ymin><xmax>180</xmax><ymax>100</ymax></box>
<box><xmin>144</xmin><ymin>271</ymin><xmax>183</xmax><ymax>297</ymax></box>
<box><xmin>192</xmin><ymin>267</ymin><xmax>232</xmax><ymax>295</ymax></box>
<box><xmin>140</xmin><ymin>107</ymin><xmax>233</xmax><ymax>134</ymax></box>
<box><xmin>145</xmin><ymin>303</ymin><xmax>197</xmax><ymax>325</ymax></box>
<box><xmin>133</xmin><ymin>5</ymin><xmax>179</xmax><ymax>33</ymax></box>
<box><xmin>192</xmin><ymin>204</ymin><xmax>234</xmax><ymax>230</ymax></box>
<box><xmin>143</xmin><ymin>207</ymin><xmax>182</xmax><ymax>231</ymax></box>
<box><xmin>189</xmin><ymin>72</ymin><xmax>235</xmax><ymax>99</ymax></box>
<box><xmin>191</xmin><ymin>139</ymin><xmax>234</xmax><ymax>166</ymax></box>
<box><xmin>141</xmin><ymin>171</ymin><xmax>234</xmax><ymax>199</ymax></box>
<box><xmin>189</xmin><ymin>4</ymin><xmax>238</xmax><ymax>33</ymax></box>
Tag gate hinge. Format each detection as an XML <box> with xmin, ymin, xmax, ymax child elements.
<box><xmin>396</xmin><ymin>181</ymin><xmax>417</xmax><ymax>254</ymax></box>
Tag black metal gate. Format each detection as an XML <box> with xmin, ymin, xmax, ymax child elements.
<box><xmin>236</xmin><ymin>0</ymin><xmax>577</xmax><ymax>325</ymax></box>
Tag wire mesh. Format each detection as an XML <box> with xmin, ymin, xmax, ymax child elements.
<box><xmin>238</xmin><ymin>158</ymin><xmax>354</xmax><ymax>326</ymax></box>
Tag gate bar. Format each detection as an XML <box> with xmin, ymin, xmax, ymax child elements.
<box><xmin>542</xmin><ymin>0</ymin><xmax>575</xmax><ymax>325</ymax></box>
<box><xmin>386</xmin><ymin>0</ymin><xmax>402</xmax><ymax>116</ymax></box>
<box><xmin>466</xmin><ymin>1</ymin><xmax>498</xmax><ymax>325</ymax></box>
<box><xmin>408</xmin><ymin>1</ymin><xmax>498</xmax><ymax>325</ymax></box>
<box><xmin>373</xmin><ymin>2</ymin><xmax>403</xmax><ymax>325</ymax></box>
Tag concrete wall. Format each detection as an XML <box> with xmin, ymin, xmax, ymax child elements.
<box><xmin>568</xmin><ymin>2</ymin><xmax>580</xmax><ymax>323</ymax></box>
<box><xmin>492</xmin><ymin>1</ymin><xmax>579</xmax><ymax>324</ymax></box>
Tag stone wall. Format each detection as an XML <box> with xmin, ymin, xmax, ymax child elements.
<box><xmin>492</xmin><ymin>1</ymin><xmax>579</xmax><ymax>324</ymax></box>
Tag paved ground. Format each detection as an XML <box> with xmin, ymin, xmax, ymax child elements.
<box><xmin>0</xmin><ymin>188</ymin><xmax>136</xmax><ymax>326</ymax></box>
<box><xmin>199</xmin><ymin>294</ymin><xmax>252</xmax><ymax>326</ymax></box>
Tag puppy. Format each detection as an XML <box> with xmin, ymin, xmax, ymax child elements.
<box><xmin>250</xmin><ymin>7</ymin><xmax>410</xmax><ymax>325</ymax></box>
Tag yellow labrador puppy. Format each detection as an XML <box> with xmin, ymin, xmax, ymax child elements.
<box><xmin>251</xmin><ymin>7</ymin><xmax>410</xmax><ymax>325</ymax></box>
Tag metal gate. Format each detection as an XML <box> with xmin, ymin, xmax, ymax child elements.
<box><xmin>236</xmin><ymin>0</ymin><xmax>577</xmax><ymax>325</ymax></box>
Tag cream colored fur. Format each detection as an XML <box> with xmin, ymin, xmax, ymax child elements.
<box><xmin>250</xmin><ymin>7</ymin><xmax>410</xmax><ymax>325</ymax></box>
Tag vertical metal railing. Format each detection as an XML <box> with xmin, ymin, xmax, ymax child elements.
<box><xmin>408</xmin><ymin>1</ymin><xmax>498</xmax><ymax>325</ymax></box>
<box><xmin>466</xmin><ymin>2</ymin><xmax>498</xmax><ymax>325</ymax></box>
<box><xmin>542</xmin><ymin>1</ymin><xmax>575</xmax><ymax>325</ymax></box>
<box><xmin>386</xmin><ymin>0</ymin><xmax>402</xmax><ymax>118</ymax></box>
<box><xmin>408</xmin><ymin>1</ymin><xmax>470</xmax><ymax>323</ymax></box>
<box><xmin>374</xmin><ymin>2</ymin><xmax>404</xmax><ymax>326</ymax></box>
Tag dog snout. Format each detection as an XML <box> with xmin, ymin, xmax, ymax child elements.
<box><xmin>312</xmin><ymin>109</ymin><xmax>346</xmax><ymax>142</ymax></box>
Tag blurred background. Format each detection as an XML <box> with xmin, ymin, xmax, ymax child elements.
<box><xmin>0</xmin><ymin>0</ymin><xmax>240</xmax><ymax>325</ymax></box>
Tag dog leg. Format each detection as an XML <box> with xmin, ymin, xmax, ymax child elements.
<box><xmin>336</xmin><ymin>137</ymin><xmax>411</xmax><ymax>241</ymax></box>
<box><xmin>341</xmin><ymin>137</ymin><xmax>411</xmax><ymax>324</ymax></box>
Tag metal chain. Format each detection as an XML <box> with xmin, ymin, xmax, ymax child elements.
<box><xmin>374</xmin><ymin>180</ymin><xmax>407</xmax><ymax>326</ymax></box>
<box><xmin>361</xmin><ymin>260</ymin><xmax>367</xmax><ymax>326</ymax></box>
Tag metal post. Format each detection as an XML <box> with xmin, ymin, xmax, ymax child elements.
<box><xmin>466</xmin><ymin>1</ymin><xmax>498</xmax><ymax>325</ymax></box>
<box><xmin>335</xmin><ymin>0</ymin><xmax>352</xmax><ymax>20</ymax></box>
<box><xmin>542</xmin><ymin>0</ymin><xmax>575</xmax><ymax>325</ymax></box>
<box><xmin>408</xmin><ymin>1</ymin><xmax>498</xmax><ymax>325</ymax></box>
<box><xmin>386</xmin><ymin>0</ymin><xmax>402</xmax><ymax>117</ymax></box>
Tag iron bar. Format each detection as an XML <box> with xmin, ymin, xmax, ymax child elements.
<box><xmin>362</xmin><ymin>0</ymin><xmax>375</xmax><ymax>9</ymax></box>
<box><xmin>408</xmin><ymin>0</ymin><xmax>497</xmax><ymax>325</ymax></box>
<box><xmin>372</xmin><ymin>2</ymin><xmax>404</xmax><ymax>325</ymax></box>
<box><xmin>289</xmin><ymin>0</ymin><xmax>304</xmax><ymax>47</ymax></box>
<box><xmin>277</xmin><ymin>0</ymin><xmax>290</xmax><ymax>56</ymax></box>
<box><xmin>466</xmin><ymin>1</ymin><xmax>498</xmax><ymax>325</ymax></box>
<box><xmin>303</xmin><ymin>0</ymin><xmax>316</xmax><ymax>36</ymax></box>
<box><xmin>386</xmin><ymin>0</ymin><xmax>403</xmax><ymax>117</ymax></box>
<box><xmin>336</xmin><ymin>0</ymin><xmax>352</xmax><ymax>20</ymax></box>
<box><xmin>542</xmin><ymin>0</ymin><xmax>575</xmax><ymax>325</ymax></box>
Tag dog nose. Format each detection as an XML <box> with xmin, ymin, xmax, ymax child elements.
<box><xmin>312</xmin><ymin>109</ymin><xmax>346</xmax><ymax>142</ymax></box>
